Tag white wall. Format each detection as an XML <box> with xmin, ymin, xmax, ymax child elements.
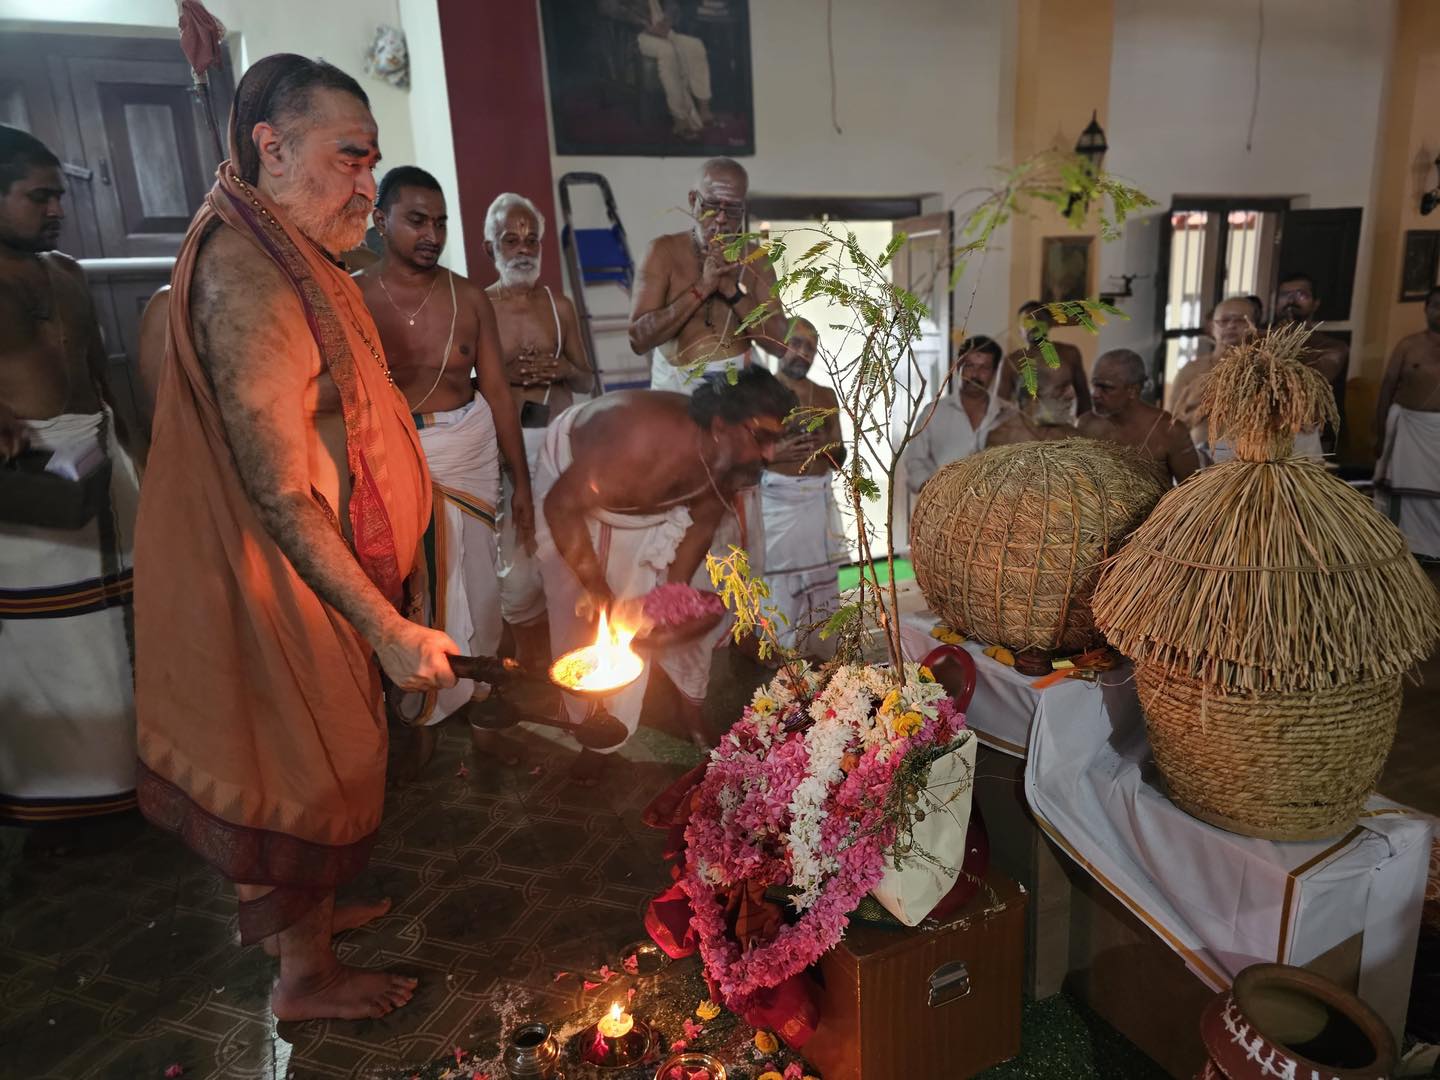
<box><xmin>398</xmin><ymin>0</ymin><xmax>465</xmax><ymax>274</ymax></box>
<box><xmin>545</xmin><ymin>0</ymin><xmax>1013</xmax><ymax>342</ymax></box>
<box><xmin>0</xmin><ymin>0</ymin><xmax>417</xmax><ymax>183</ymax></box>
<box><xmin>1097</xmin><ymin>0</ymin><xmax>1394</xmax><ymax>357</ymax></box>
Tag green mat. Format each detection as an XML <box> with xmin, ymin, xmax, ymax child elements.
<box><xmin>837</xmin><ymin>557</ymin><xmax>914</xmax><ymax>591</ymax></box>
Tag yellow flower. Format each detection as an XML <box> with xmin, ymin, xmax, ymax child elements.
<box><xmin>758</xmin><ymin>1073</ymin><xmax>784</xmax><ymax>1080</ymax></box>
<box><xmin>754</xmin><ymin>1030</ymin><xmax>780</xmax><ymax>1053</ymax></box>
<box><xmin>918</xmin><ymin>665</ymin><xmax>935</xmax><ymax>683</ymax></box>
<box><xmin>753</xmin><ymin>696</ymin><xmax>776</xmax><ymax>715</ymax></box>
<box><xmin>983</xmin><ymin>644</ymin><xmax>1015</xmax><ymax>667</ymax></box>
<box><xmin>879</xmin><ymin>689</ymin><xmax>901</xmax><ymax>716</ymax></box>
<box><xmin>893</xmin><ymin>710</ymin><xmax>924</xmax><ymax>738</ymax></box>
<box><xmin>695</xmin><ymin>999</ymin><xmax>721</xmax><ymax>1021</ymax></box>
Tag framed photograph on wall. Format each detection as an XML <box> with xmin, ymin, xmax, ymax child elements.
<box><xmin>1040</xmin><ymin>235</ymin><xmax>1094</xmax><ymax>304</ymax></box>
<box><xmin>540</xmin><ymin>0</ymin><xmax>755</xmax><ymax>157</ymax></box>
<box><xmin>1399</xmin><ymin>229</ymin><xmax>1440</xmax><ymax>302</ymax></box>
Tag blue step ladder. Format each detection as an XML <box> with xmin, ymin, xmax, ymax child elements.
<box><xmin>558</xmin><ymin>172</ymin><xmax>650</xmax><ymax>392</ymax></box>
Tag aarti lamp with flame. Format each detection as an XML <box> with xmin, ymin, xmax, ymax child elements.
<box><xmin>577</xmin><ymin>1000</ymin><xmax>655</xmax><ymax>1068</ymax></box>
<box><xmin>547</xmin><ymin>608</ymin><xmax>645</xmax><ymax>750</ymax></box>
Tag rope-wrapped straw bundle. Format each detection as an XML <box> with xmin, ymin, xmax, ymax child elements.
<box><xmin>911</xmin><ymin>439</ymin><xmax>1164</xmax><ymax>654</ymax></box>
<box><xmin>1093</xmin><ymin>324</ymin><xmax>1440</xmax><ymax>839</ymax></box>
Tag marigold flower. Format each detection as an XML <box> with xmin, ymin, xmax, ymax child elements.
<box><xmin>878</xmin><ymin>689</ymin><xmax>901</xmax><ymax>716</ymax></box>
<box><xmin>753</xmin><ymin>696</ymin><xmax>777</xmax><ymax>715</ymax></box>
<box><xmin>918</xmin><ymin>665</ymin><xmax>935</xmax><ymax>683</ymax></box>
<box><xmin>695</xmin><ymin>999</ymin><xmax>721</xmax><ymax>1021</ymax></box>
<box><xmin>893</xmin><ymin>710</ymin><xmax>924</xmax><ymax>738</ymax></box>
<box><xmin>757</xmin><ymin>1073</ymin><xmax>784</xmax><ymax>1080</ymax></box>
<box><xmin>754</xmin><ymin>1030</ymin><xmax>780</xmax><ymax>1053</ymax></box>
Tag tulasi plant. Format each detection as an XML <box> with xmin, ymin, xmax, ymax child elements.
<box><xmin>699</xmin><ymin>152</ymin><xmax>1153</xmax><ymax>684</ymax></box>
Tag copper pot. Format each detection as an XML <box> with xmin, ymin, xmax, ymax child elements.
<box><xmin>503</xmin><ymin>1021</ymin><xmax>561</xmax><ymax>1079</ymax></box>
<box><xmin>1196</xmin><ymin>964</ymin><xmax>1395</xmax><ymax>1080</ymax></box>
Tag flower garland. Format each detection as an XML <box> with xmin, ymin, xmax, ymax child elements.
<box><xmin>680</xmin><ymin>662</ymin><xmax>967</xmax><ymax>1009</ymax></box>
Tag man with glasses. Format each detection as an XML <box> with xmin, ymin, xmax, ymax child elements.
<box><xmin>1170</xmin><ymin>295</ymin><xmax>1255</xmax><ymax>458</ymax></box>
<box><xmin>628</xmin><ymin>157</ymin><xmax>789</xmax><ymax>396</ymax></box>
<box><xmin>534</xmin><ymin>367</ymin><xmax>796</xmax><ymax>783</ymax></box>
<box><xmin>1077</xmin><ymin>348</ymin><xmax>1198</xmax><ymax>484</ymax></box>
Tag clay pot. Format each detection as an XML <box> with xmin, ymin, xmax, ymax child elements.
<box><xmin>1196</xmin><ymin>964</ymin><xmax>1395</xmax><ymax>1080</ymax></box>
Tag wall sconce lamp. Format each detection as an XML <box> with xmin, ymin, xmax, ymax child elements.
<box><xmin>1066</xmin><ymin>111</ymin><xmax>1109</xmax><ymax>217</ymax></box>
<box><xmin>1422</xmin><ymin>150</ymin><xmax>1440</xmax><ymax>215</ymax></box>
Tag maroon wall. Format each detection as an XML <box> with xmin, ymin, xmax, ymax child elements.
<box><xmin>437</xmin><ymin>0</ymin><xmax>562</xmax><ymax>290</ymax></box>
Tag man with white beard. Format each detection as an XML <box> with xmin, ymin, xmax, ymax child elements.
<box><xmin>356</xmin><ymin>167</ymin><xmax>534</xmax><ymax>777</ymax></box>
<box><xmin>483</xmin><ymin>193</ymin><xmax>594</xmax><ymax>672</ymax></box>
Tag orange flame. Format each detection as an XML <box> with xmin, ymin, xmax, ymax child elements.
<box><xmin>550</xmin><ymin>608</ymin><xmax>644</xmax><ymax>694</ymax></box>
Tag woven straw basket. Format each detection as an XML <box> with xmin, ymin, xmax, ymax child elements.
<box><xmin>1134</xmin><ymin>663</ymin><xmax>1402</xmax><ymax>841</ymax></box>
<box><xmin>910</xmin><ymin>439</ymin><xmax>1164</xmax><ymax>654</ymax></box>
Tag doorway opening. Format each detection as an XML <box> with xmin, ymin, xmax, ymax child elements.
<box><xmin>747</xmin><ymin>195</ymin><xmax>951</xmax><ymax>561</ymax></box>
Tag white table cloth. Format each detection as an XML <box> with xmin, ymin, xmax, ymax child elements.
<box><xmin>898</xmin><ymin>607</ymin><xmax>1434</xmax><ymax>1041</ymax></box>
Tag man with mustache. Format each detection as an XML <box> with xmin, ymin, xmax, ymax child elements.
<box><xmin>136</xmin><ymin>55</ymin><xmax>451</xmax><ymax>1021</ymax></box>
<box><xmin>355</xmin><ymin>168</ymin><xmax>535</xmax><ymax>777</ymax></box>
<box><xmin>1273</xmin><ymin>271</ymin><xmax>1348</xmax><ymax>452</ymax></box>
<box><xmin>0</xmin><ymin>126</ymin><xmax>141</xmax><ymax>828</ymax></box>
<box><xmin>1077</xmin><ymin>348</ymin><xmax>1198</xmax><ymax>484</ymax></box>
<box><xmin>537</xmin><ymin>368</ymin><xmax>796</xmax><ymax>783</ymax></box>
<box><xmin>1169</xmin><ymin>295</ymin><xmax>1255</xmax><ymax>458</ymax></box>
<box><xmin>903</xmin><ymin>335</ymin><xmax>1004</xmax><ymax>498</ymax></box>
<box><xmin>482</xmin><ymin>192</ymin><xmax>593</xmax><ymax>673</ymax></box>
<box><xmin>760</xmin><ymin>318</ymin><xmax>846</xmax><ymax>659</ymax></box>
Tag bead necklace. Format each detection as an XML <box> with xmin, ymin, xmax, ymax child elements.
<box><xmin>228</xmin><ymin>172</ymin><xmax>394</xmax><ymax>387</ymax></box>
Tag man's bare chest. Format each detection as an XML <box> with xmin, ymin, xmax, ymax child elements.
<box><xmin>492</xmin><ymin>297</ymin><xmax>559</xmax><ymax>358</ymax></box>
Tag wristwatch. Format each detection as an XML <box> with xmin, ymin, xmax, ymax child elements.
<box><xmin>721</xmin><ymin>281</ymin><xmax>748</xmax><ymax>306</ymax></box>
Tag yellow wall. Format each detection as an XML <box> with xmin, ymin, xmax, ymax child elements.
<box><xmin>1007</xmin><ymin>0</ymin><xmax>1115</xmax><ymax>368</ymax></box>
<box><xmin>1352</xmin><ymin>0</ymin><xmax>1440</xmax><ymax>453</ymax></box>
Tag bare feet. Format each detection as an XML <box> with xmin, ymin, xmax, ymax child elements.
<box><xmin>271</xmin><ymin>964</ymin><xmax>417</xmax><ymax>1022</ymax></box>
<box><xmin>470</xmin><ymin>725</ymin><xmax>523</xmax><ymax>767</ymax></box>
<box><xmin>569</xmin><ymin>748</ymin><xmax>608</xmax><ymax>788</ymax></box>
<box><xmin>264</xmin><ymin>898</ymin><xmax>393</xmax><ymax>956</ymax></box>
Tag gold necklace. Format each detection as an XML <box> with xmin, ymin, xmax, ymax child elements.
<box><xmin>377</xmin><ymin>268</ymin><xmax>439</xmax><ymax>326</ymax></box>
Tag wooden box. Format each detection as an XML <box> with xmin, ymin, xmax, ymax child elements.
<box><xmin>805</xmin><ymin>869</ymin><xmax>1027</xmax><ymax>1080</ymax></box>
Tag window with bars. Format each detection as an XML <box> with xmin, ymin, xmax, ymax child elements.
<box><xmin>1158</xmin><ymin>198</ymin><xmax>1287</xmax><ymax>402</ymax></box>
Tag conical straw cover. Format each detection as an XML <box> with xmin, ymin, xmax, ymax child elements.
<box><xmin>1203</xmin><ymin>323</ymin><xmax>1338</xmax><ymax>462</ymax></box>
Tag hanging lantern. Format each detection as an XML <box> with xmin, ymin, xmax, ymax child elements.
<box><xmin>1075</xmin><ymin>110</ymin><xmax>1108</xmax><ymax>173</ymax></box>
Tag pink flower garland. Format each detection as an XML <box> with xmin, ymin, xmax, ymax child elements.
<box><xmin>681</xmin><ymin>694</ymin><xmax>963</xmax><ymax>1011</ymax></box>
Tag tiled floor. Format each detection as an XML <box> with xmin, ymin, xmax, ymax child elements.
<box><xmin>3</xmin><ymin>575</ymin><xmax>1436</xmax><ymax>1080</ymax></box>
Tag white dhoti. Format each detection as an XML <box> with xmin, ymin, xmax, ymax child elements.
<box><xmin>0</xmin><ymin>411</ymin><xmax>139</xmax><ymax>823</ymax></box>
<box><xmin>760</xmin><ymin>471</ymin><xmax>846</xmax><ymax>658</ymax></box>
<box><xmin>636</xmin><ymin>29</ymin><xmax>712</xmax><ymax>129</ymax></box>
<box><xmin>498</xmin><ymin>425</ymin><xmax>548</xmax><ymax>626</ymax></box>
<box><xmin>407</xmin><ymin>395</ymin><xmax>501</xmax><ymax>726</ymax></box>
<box><xmin>649</xmin><ymin>346</ymin><xmax>749</xmax><ymax>396</ymax></box>
<box><xmin>1374</xmin><ymin>404</ymin><xmax>1440</xmax><ymax>559</ymax></box>
<box><xmin>1211</xmin><ymin>427</ymin><xmax>1324</xmax><ymax>464</ymax></box>
<box><xmin>534</xmin><ymin>405</ymin><xmax>729</xmax><ymax>753</ymax></box>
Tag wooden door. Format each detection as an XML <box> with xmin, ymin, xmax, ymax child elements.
<box><xmin>0</xmin><ymin>38</ymin><xmax>99</xmax><ymax>258</ymax></box>
<box><xmin>890</xmin><ymin>211</ymin><xmax>953</xmax><ymax>552</ymax></box>
<box><xmin>66</xmin><ymin>55</ymin><xmax>221</xmax><ymax>258</ymax></box>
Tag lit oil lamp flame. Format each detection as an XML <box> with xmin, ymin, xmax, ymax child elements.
<box><xmin>597</xmin><ymin>1000</ymin><xmax>635</xmax><ymax>1039</ymax></box>
<box><xmin>549</xmin><ymin>608</ymin><xmax>645</xmax><ymax>695</ymax></box>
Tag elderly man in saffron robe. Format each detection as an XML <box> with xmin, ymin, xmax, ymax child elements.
<box><xmin>134</xmin><ymin>54</ymin><xmax>456</xmax><ymax>1022</ymax></box>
